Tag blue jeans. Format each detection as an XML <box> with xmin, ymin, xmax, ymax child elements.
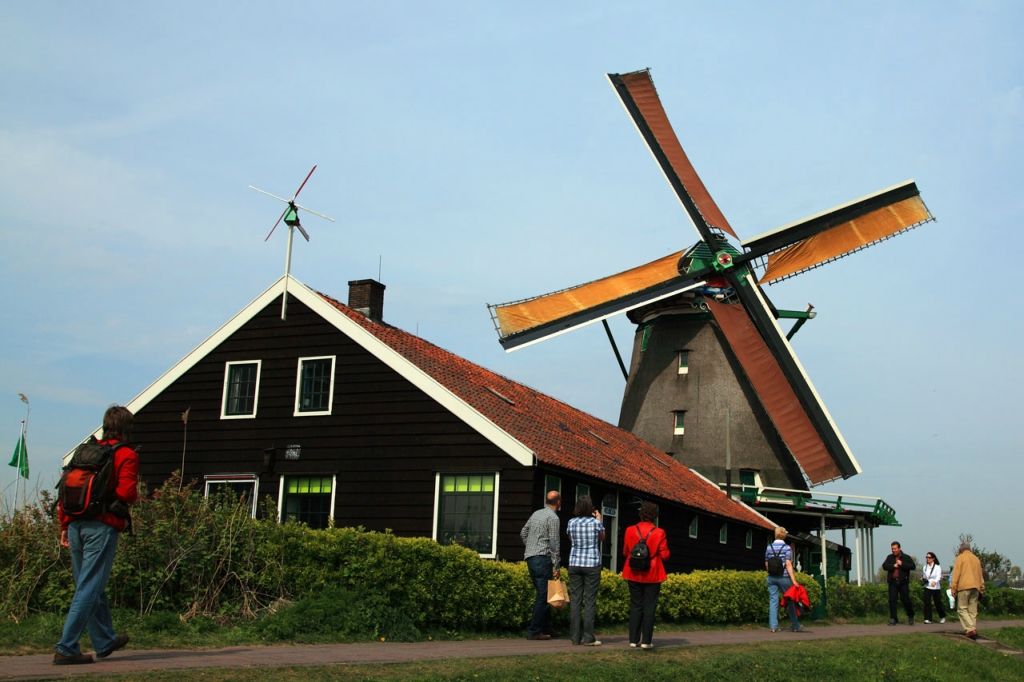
<box><xmin>56</xmin><ymin>521</ymin><xmax>120</xmax><ymax>656</ymax></box>
<box><xmin>526</xmin><ymin>555</ymin><xmax>553</xmax><ymax>636</ymax></box>
<box><xmin>568</xmin><ymin>565</ymin><xmax>601</xmax><ymax>644</ymax></box>
<box><xmin>767</xmin><ymin>575</ymin><xmax>799</xmax><ymax>631</ymax></box>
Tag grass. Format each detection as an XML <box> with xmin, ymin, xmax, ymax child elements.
<box><xmin>72</xmin><ymin>633</ymin><xmax>1024</xmax><ymax>681</ymax></box>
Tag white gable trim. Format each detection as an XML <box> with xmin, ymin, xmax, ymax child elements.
<box><xmin>70</xmin><ymin>275</ymin><xmax>535</xmax><ymax>467</ymax></box>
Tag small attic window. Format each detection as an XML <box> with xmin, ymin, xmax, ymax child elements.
<box><xmin>677</xmin><ymin>350</ymin><xmax>690</xmax><ymax>375</ymax></box>
<box><xmin>673</xmin><ymin>410</ymin><xmax>686</xmax><ymax>435</ymax></box>
<box><xmin>485</xmin><ymin>387</ymin><xmax>515</xmax><ymax>405</ymax></box>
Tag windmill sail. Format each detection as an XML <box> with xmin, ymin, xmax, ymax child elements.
<box><xmin>705</xmin><ymin>276</ymin><xmax>860</xmax><ymax>484</ymax></box>
<box><xmin>490</xmin><ymin>251</ymin><xmax>704</xmax><ymax>350</ymax></box>
<box><xmin>742</xmin><ymin>180</ymin><xmax>934</xmax><ymax>284</ymax></box>
<box><xmin>608</xmin><ymin>70</ymin><xmax>738</xmax><ymax>241</ymax></box>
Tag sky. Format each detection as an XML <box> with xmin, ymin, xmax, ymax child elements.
<box><xmin>2</xmin><ymin>2</ymin><xmax>1021</xmax><ymax>570</ymax></box>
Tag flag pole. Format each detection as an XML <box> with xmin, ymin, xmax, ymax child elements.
<box><xmin>17</xmin><ymin>393</ymin><xmax>29</xmax><ymax>509</ymax></box>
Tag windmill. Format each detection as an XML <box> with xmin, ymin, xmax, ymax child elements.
<box><xmin>250</xmin><ymin>165</ymin><xmax>335</xmax><ymax>319</ymax></box>
<box><xmin>488</xmin><ymin>69</ymin><xmax>934</xmax><ymax>491</ymax></box>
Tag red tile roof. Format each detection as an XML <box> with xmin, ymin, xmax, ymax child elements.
<box><xmin>319</xmin><ymin>292</ymin><xmax>774</xmax><ymax>530</ymax></box>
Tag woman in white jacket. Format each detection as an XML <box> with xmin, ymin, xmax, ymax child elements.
<box><xmin>921</xmin><ymin>551</ymin><xmax>947</xmax><ymax>624</ymax></box>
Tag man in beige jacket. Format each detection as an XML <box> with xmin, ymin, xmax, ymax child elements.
<box><xmin>950</xmin><ymin>542</ymin><xmax>986</xmax><ymax>639</ymax></box>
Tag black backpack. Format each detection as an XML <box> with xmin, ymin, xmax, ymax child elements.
<box><xmin>767</xmin><ymin>544</ymin><xmax>786</xmax><ymax>576</ymax></box>
<box><xmin>58</xmin><ymin>437</ymin><xmax>124</xmax><ymax>520</ymax></box>
<box><xmin>629</xmin><ymin>525</ymin><xmax>654</xmax><ymax>572</ymax></box>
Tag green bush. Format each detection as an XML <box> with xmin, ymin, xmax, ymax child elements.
<box><xmin>826</xmin><ymin>577</ymin><xmax>1024</xmax><ymax>618</ymax></box>
<box><xmin>659</xmin><ymin>570</ymin><xmax>821</xmax><ymax>623</ymax></box>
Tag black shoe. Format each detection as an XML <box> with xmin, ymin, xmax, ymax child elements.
<box><xmin>53</xmin><ymin>652</ymin><xmax>94</xmax><ymax>665</ymax></box>
<box><xmin>908</xmin><ymin>618</ymin><xmax>914</xmax><ymax>626</ymax></box>
<box><xmin>527</xmin><ymin>633</ymin><xmax>552</xmax><ymax>640</ymax></box>
<box><xmin>96</xmin><ymin>634</ymin><xmax>129</xmax><ymax>659</ymax></box>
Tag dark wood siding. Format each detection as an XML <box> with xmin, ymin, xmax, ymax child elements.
<box><xmin>539</xmin><ymin>466</ymin><xmax>771</xmax><ymax>572</ymax></box>
<box><xmin>132</xmin><ymin>296</ymin><xmax>534</xmax><ymax>561</ymax></box>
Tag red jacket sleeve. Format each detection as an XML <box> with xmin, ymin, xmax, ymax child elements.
<box><xmin>113</xmin><ymin>446</ymin><xmax>139</xmax><ymax>504</ymax></box>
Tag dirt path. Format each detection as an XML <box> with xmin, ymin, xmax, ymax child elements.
<box><xmin>3</xmin><ymin>619</ymin><xmax>1022</xmax><ymax>680</ymax></box>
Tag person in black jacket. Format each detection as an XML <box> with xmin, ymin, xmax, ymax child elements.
<box><xmin>881</xmin><ymin>540</ymin><xmax>916</xmax><ymax>625</ymax></box>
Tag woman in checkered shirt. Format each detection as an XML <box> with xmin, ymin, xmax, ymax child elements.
<box><xmin>566</xmin><ymin>495</ymin><xmax>606</xmax><ymax>645</ymax></box>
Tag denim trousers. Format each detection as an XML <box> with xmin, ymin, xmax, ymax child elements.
<box><xmin>526</xmin><ymin>555</ymin><xmax>553</xmax><ymax>636</ymax></box>
<box><xmin>568</xmin><ymin>565</ymin><xmax>601</xmax><ymax>644</ymax></box>
<box><xmin>627</xmin><ymin>581</ymin><xmax>661</xmax><ymax>645</ymax></box>
<box><xmin>766</xmin><ymin>575</ymin><xmax>799</xmax><ymax>631</ymax></box>
<box><xmin>56</xmin><ymin>521</ymin><xmax>120</xmax><ymax>656</ymax></box>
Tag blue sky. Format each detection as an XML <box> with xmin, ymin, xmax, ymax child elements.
<box><xmin>2</xmin><ymin>3</ymin><xmax>1021</xmax><ymax>569</ymax></box>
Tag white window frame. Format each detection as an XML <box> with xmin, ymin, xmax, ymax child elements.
<box><xmin>220</xmin><ymin>360</ymin><xmax>262</xmax><ymax>419</ymax></box>
<box><xmin>600</xmin><ymin>491</ymin><xmax>619</xmax><ymax>572</ymax></box>
<box><xmin>719</xmin><ymin>523</ymin><xmax>728</xmax><ymax>545</ymax></box>
<box><xmin>745</xmin><ymin>528</ymin><xmax>753</xmax><ymax>550</ymax></box>
<box><xmin>276</xmin><ymin>474</ymin><xmax>337</xmax><ymax>525</ymax></box>
<box><xmin>293</xmin><ymin>355</ymin><xmax>336</xmax><ymax>416</ymax></box>
<box><xmin>204</xmin><ymin>474</ymin><xmax>259</xmax><ymax>518</ymax></box>
<box><xmin>674</xmin><ymin>410</ymin><xmax>686</xmax><ymax>436</ymax></box>
<box><xmin>677</xmin><ymin>350</ymin><xmax>690</xmax><ymax>375</ymax></box>
<box><xmin>544</xmin><ymin>474</ymin><xmax>562</xmax><ymax>498</ymax></box>
<box><xmin>689</xmin><ymin>515</ymin><xmax>699</xmax><ymax>539</ymax></box>
<box><xmin>432</xmin><ymin>472</ymin><xmax>500</xmax><ymax>558</ymax></box>
<box><xmin>575</xmin><ymin>483</ymin><xmax>591</xmax><ymax>502</ymax></box>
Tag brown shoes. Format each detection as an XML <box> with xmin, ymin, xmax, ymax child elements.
<box><xmin>53</xmin><ymin>652</ymin><xmax>94</xmax><ymax>665</ymax></box>
<box><xmin>966</xmin><ymin>629</ymin><xmax>978</xmax><ymax>640</ymax></box>
<box><xmin>97</xmin><ymin>634</ymin><xmax>130</xmax><ymax>659</ymax></box>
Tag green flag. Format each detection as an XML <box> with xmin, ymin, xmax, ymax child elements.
<box><xmin>8</xmin><ymin>433</ymin><xmax>28</xmax><ymax>479</ymax></box>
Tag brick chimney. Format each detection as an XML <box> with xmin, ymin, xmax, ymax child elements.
<box><xmin>347</xmin><ymin>279</ymin><xmax>386</xmax><ymax>321</ymax></box>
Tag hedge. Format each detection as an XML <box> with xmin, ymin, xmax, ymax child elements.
<box><xmin>2</xmin><ymin>478</ymin><xmax>1017</xmax><ymax>637</ymax></box>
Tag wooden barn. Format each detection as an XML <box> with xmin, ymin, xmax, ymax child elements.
<box><xmin>77</xmin><ymin>275</ymin><xmax>775</xmax><ymax>572</ymax></box>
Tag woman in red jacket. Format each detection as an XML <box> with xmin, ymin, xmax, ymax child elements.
<box><xmin>621</xmin><ymin>501</ymin><xmax>670</xmax><ymax>649</ymax></box>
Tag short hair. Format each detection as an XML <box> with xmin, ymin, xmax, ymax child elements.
<box><xmin>891</xmin><ymin>541</ymin><xmax>901</xmax><ymax>549</ymax></box>
<box><xmin>545</xmin><ymin>490</ymin><xmax>561</xmax><ymax>507</ymax></box>
<box><xmin>102</xmin><ymin>405</ymin><xmax>134</xmax><ymax>440</ymax></box>
<box><xmin>774</xmin><ymin>526</ymin><xmax>788</xmax><ymax>541</ymax></box>
<box><xmin>639</xmin><ymin>501</ymin><xmax>659</xmax><ymax>522</ymax></box>
<box><xmin>573</xmin><ymin>495</ymin><xmax>595</xmax><ymax>517</ymax></box>
<box><xmin>958</xmin><ymin>542</ymin><xmax>972</xmax><ymax>554</ymax></box>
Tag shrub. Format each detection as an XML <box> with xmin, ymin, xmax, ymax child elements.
<box><xmin>826</xmin><ymin>577</ymin><xmax>1024</xmax><ymax>618</ymax></box>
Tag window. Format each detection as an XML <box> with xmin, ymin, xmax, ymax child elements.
<box><xmin>279</xmin><ymin>475</ymin><xmax>334</xmax><ymax>529</ymax></box>
<box><xmin>544</xmin><ymin>474</ymin><xmax>562</xmax><ymax>498</ymax></box>
<box><xmin>204</xmin><ymin>474</ymin><xmax>258</xmax><ymax>518</ymax></box>
<box><xmin>745</xmin><ymin>529</ymin><xmax>753</xmax><ymax>550</ymax></box>
<box><xmin>576</xmin><ymin>483</ymin><xmax>591</xmax><ymax>502</ymax></box>
<box><xmin>677</xmin><ymin>350</ymin><xmax>690</xmax><ymax>375</ymax></box>
<box><xmin>689</xmin><ymin>515</ymin><xmax>699</xmax><ymax>539</ymax></box>
<box><xmin>673</xmin><ymin>411</ymin><xmax>686</xmax><ymax>436</ymax></box>
<box><xmin>221</xmin><ymin>361</ymin><xmax>261</xmax><ymax>418</ymax></box>
<box><xmin>294</xmin><ymin>356</ymin><xmax>336</xmax><ymax>415</ymax></box>
<box><xmin>719</xmin><ymin>523</ymin><xmax>728</xmax><ymax>544</ymax></box>
<box><xmin>434</xmin><ymin>473</ymin><xmax>498</xmax><ymax>556</ymax></box>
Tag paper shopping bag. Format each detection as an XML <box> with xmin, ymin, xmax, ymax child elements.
<box><xmin>547</xmin><ymin>579</ymin><xmax>569</xmax><ymax>609</ymax></box>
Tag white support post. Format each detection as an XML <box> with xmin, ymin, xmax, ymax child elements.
<box><xmin>820</xmin><ymin>515</ymin><xmax>828</xmax><ymax>581</ymax></box>
<box><xmin>854</xmin><ymin>518</ymin><xmax>863</xmax><ymax>586</ymax></box>
<box><xmin>281</xmin><ymin>226</ymin><xmax>294</xmax><ymax>320</ymax></box>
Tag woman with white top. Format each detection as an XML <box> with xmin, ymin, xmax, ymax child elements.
<box><xmin>921</xmin><ymin>551</ymin><xmax>947</xmax><ymax>624</ymax></box>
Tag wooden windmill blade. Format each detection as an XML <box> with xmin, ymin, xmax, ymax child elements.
<box><xmin>489</xmin><ymin>250</ymin><xmax>705</xmax><ymax>350</ymax></box>
<box><xmin>741</xmin><ymin>180</ymin><xmax>934</xmax><ymax>284</ymax></box>
<box><xmin>608</xmin><ymin>70</ymin><xmax>738</xmax><ymax>241</ymax></box>
<box><xmin>706</xmin><ymin>276</ymin><xmax>861</xmax><ymax>484</ymax></box>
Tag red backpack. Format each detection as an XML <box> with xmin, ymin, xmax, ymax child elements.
<box><xmin>58</xmin><ymin>437</ymin><xmax>125</xmax><ymax>520</ymax></box>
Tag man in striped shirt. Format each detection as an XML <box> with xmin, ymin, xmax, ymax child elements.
<box><xmin>521</xmin><ymin>490</ymin><xmax>561</xmax><ymax>640</ymax></box>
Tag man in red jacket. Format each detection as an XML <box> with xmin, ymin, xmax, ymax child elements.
<box><xmin>54</xmin><ymin>405</ymin><xmax>139</xmax><ymax>665</ymax></box>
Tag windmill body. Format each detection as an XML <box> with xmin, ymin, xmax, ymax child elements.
<box><xmin>489</xmin><ymin>69</ymin><xmax>934</xmax><ymax>493</ymax></box>
<box><xmin>618</xmin><ymin>293</ymin><xmax>808</xmax><ymax>490</ymax></box>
